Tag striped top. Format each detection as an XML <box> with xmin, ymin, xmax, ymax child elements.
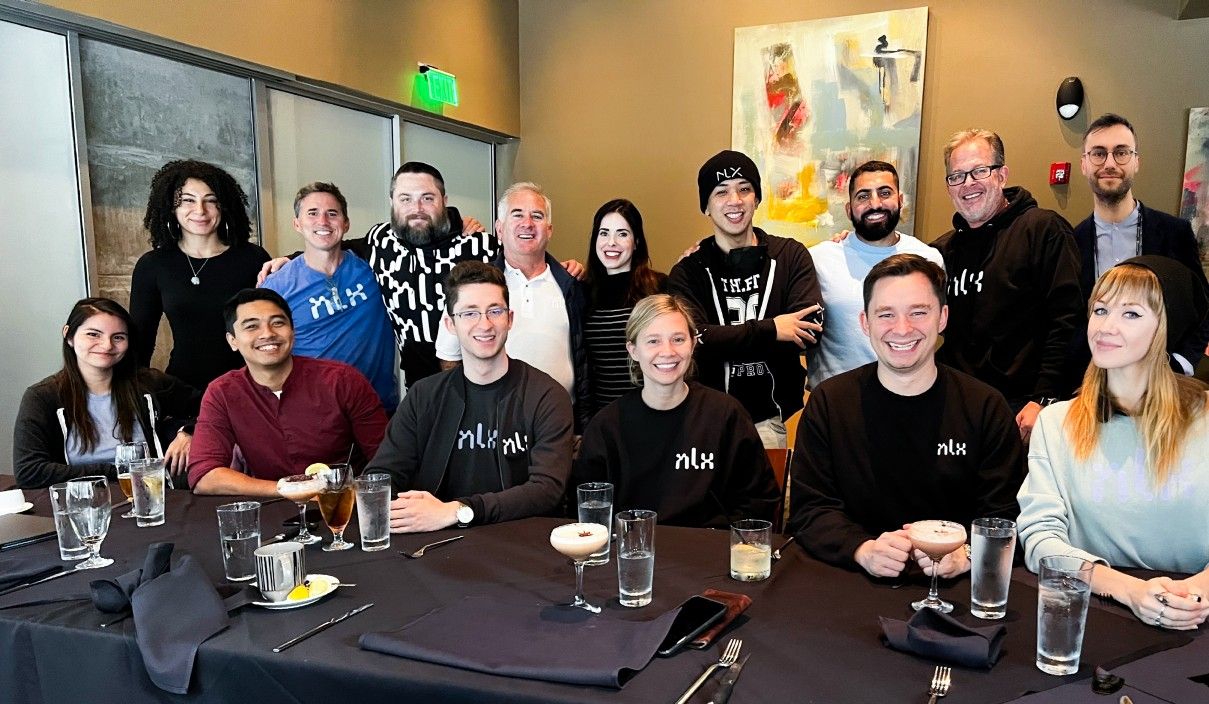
<box><xmin>583</xmin><ymin>270</ymin><xmax>668</xmax><ymax>418</ymax></box>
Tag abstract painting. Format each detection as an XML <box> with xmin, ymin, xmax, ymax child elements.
<box><xmin>1180</xmin><ymin>107</ymin><xmax>1209</xmax><ymax>273</ymax></box>
<box><xmin>733</xmin><ymin>8</ymin><xmax>928</xmax><ymax>245</ymax></box>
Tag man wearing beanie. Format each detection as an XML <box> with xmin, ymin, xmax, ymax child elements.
<box><xmin>669</xmin><ymin>149</ymin><xmax>823</xmax><ymax>448</ymax></box>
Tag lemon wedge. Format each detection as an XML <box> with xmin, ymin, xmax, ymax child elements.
<box><xmin>286</xmin><ymin>583</ymin><xmax>310</xmax><ymax>601</ymax></box>
<box><xmin>304</xmin><ymin>462</ymin><xmax>330</xmax><ymax>476</ymax></box>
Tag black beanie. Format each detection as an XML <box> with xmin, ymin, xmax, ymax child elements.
<box><xmin>1115</xmin><ymin>255</ymin><xmax>1209</xmax><ymax>353</ymax></box>
<box><xmin>697</xmin><ymin>150</ymin><xmax>762</xmax><ymax>212</ymax></box>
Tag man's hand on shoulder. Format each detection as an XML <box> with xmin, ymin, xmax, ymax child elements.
<box><xmin>559</xmin><ymin>259</ymin><xmax>586</xmax><ymax>281</ymax></box>
<box><xmin>389</xmin><ymin>490</ymin><xmax>458</xmax><ymax>533</ymax></box>
<box><xmin>460</xmin><ymin>217</ymin><xmax>487</xmax><ymax>235</ymax></box>
<box><xmin>678</xmin><ymin>242</ymin><xmax>701</xmax><ymax>263</ymax></box>
<box><xmin>854</xmin><ymin>528</ymin><xmax>913</xmax><ymax>578</ymax></box>
<box><xmin>257</xmin><ymin>256</ymin><xmax>291</xmax><ymax>286</ymax></box>
<box><xmin>1016</xmin><ymin>401</ymin><xmax>1043</xmax><ymax>443</ymax></box>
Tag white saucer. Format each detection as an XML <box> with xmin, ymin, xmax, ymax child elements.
<box><xmin>253</xmin><ymin>574</ymin><xmax>339</xmax><ymax>610</ymax></box>
<box><xmin>0</xmin><ymin>502</ymin><xmax>33</xmax><ymax>516</ymax></box>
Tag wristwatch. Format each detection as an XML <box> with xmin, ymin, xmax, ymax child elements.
<box><xmin>455</xmin><ymin>502</ymin><xmax>474</xmax><ymax>526</ymax></box>
<box><xmin>963</xmin><ymin>543</ymin><xmax>972</xmax><ymax>560</ymax></box>
<box><xmin>1036</xmin><ymin>397</ymin><xmax>1059</xmax><ymax>407</ymax></box>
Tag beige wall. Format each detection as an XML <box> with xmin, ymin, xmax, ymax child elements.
<box><xmin>41</xmin><ymin>0</ymin><xmax>521</xmax><ymax>135</ymax></box>
<box><xmin>517</xmin><ymin>0</ymin><xmax>1209</xmax><ymax>268</ymax></box>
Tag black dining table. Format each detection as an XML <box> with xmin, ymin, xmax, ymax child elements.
<box><xmin>0</xmin><ymin>486</ymin><xmax>1202</xmax><ymax>703</ymax></box>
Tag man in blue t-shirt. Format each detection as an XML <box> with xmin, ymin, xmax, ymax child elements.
<box><xmin>262</xmin><ymin>182</ymin><xmax>398</xmax><ymax>411</ymax></box>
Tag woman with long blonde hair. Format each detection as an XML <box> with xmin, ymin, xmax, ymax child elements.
<box><xmin>1018</xmin><ymin>256</ymin><xmax>1209</xmax><ymax>630</ymax></box>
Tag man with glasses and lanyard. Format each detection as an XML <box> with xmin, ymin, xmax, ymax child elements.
<box><xmin>931</xmin><ymin>129</ymin><xmax>1083</xmax><ymax>443</ymax></box>
<box><xmin>1070</xmin><ymin>113</ymin><xmax>1209</xmax><ymax>374</ymax></box>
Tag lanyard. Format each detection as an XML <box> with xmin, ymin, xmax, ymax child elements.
<box><xmin>1092</xmin><ymin>200</ymin><xmax>1143</xmax><ymax>276</ymax></box>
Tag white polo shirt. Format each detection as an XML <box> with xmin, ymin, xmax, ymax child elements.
<box><xmin>435</xmin><ymin>261</ymin><xmax>574</xmax><ymax>394</ymax></box>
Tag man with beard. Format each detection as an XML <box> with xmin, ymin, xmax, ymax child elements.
<box><xmin>931</xmin><ymin>129</ymin><xmax>1082</xmax><ymax>442</ymax></box>
<box><xmin>806</xmin><ymin>161</ymin><xmax>944</xmax><ymax>388</ymax></box>
<box><xmin>1071</xmin><ymin>113</ymin><xmax>1209</xmax><ymax>374</ymax></box>
<box><xmin>669</xmin><ymin>150</ymin><xmax>823</xmax><ymax>448</ymax></box>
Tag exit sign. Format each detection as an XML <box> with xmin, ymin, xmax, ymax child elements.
<box><xmin>424</xmin><ymin>67</ymin><xmax>459</xmax><ymax>106</ymax></box>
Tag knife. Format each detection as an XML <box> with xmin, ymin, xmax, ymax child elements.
<box><xmin>272</xmin><ymin>602</ymin><xmax>374</xmax><ymax>652</ymax></box>
<box><xmin>0</xmin><ymin>566</ymin><xmax>83</xmax><ymax>598</ymax></box>
<box><xmin>707</xmin><ymin>654</ymin><xmax>750</xmax><ymax>704</ymax></box>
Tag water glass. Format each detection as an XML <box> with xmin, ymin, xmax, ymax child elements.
<box><xmin>354</xmin><ymin>473</ymin><xmax>391</xmax><ymax>552</ymax></box>
<box><xmin>970</xmin><ymin>517</ymin><xmax>1016</xmax><ymax>619</ymax></box>
<box><xmin>129</xmin><ymin>458</ymin><xmax>166</xmax><ymax>527</ymax></box>
<box><xmin>255</xmin><ymin>542</ymin><xmax>306</xmax><ymax>602</ymax></box>
<box><xmin>48</xmin><ymin>482</ymin><xmax>88</xmax><ymax>561</ymax></box>
<box><xmin>1036</xmin><ymin>555</ymin><xmax>1094</xmax><ymax>675</ymax></box>
<box><xmin>216</xmin><ymin>501</ymin><xmax>261</xmax><ymax>581</ymax></box>
<box><xmin>616</xmin><ymin>509</ymin><xmax>656</xmax><ymax>608</ymax></box>
<box><xmin>65</xmin><ymin>475</ymin><xmax>113</xmax><ymax>569</ymax></box>
<box><xmin>114</xmin><ymin>441</ymin><xmax>149</xmax><ymax>519</ymax></box>
<box><xmin>577</xmin><ymin>482</ymin><xmax>613</xmax><ymax>566</ymax></box>
<box><xmin>730</xmin><ymin>519</ymin><xmax>772</xmax><ymax>581</ymax></box>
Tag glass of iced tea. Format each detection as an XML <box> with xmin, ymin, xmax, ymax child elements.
<box><xmin>317</xmin><ymin>464</ymin><xmax>355</xmax><ymax>552</ymax></box>
<box><xmin>114</xmin><ymin>441</ymin><xmax>149</xmax><ymax>519</ymax></box>
<box><xmin>908</xmin><ymin>519</ymin><xmax>968</xmax><ymax>613</ymax></box>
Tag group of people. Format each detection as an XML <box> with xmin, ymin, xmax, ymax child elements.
<box><xmin>12</xmin><ymin>113</ymin><xmax>1209</xmax><ymax>631</ymax></box>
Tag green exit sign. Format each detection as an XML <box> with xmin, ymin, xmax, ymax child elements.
<box><xmin>424</xmin><ymin>67</ymin><xmax>459</xmax><ymax>106</ymax></box>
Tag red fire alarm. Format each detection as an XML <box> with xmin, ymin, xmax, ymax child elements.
<box><xmin>1050</xmin><ymin>162</ymin><xmax>1071</xmax><ymax>185</ymax></box>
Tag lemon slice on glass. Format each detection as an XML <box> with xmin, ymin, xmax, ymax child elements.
<box><xmin>304</xmin><ymin>463</ymin><xmax>330</xmax><ymax>476</ymax></box>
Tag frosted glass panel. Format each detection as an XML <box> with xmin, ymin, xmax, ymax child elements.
<box><xmin>0</xmin><ymin>21</ymin><xmax>88</xmax><ymax>474</ymax></box>
<box><xmin>266</xmin><ymin>90</ymin><xmax>394</xmax><ymax>253</ymax></box>
<box><xmin>400</xmin><ymin>122</ymin><xmax>494</xmax><ymax>229</ymax></box>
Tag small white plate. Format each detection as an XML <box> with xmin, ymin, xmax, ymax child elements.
<box><xmin>253</xmin><ymin>574</ymin><xmax>339</xmax><ymax>610</ymax></box>
<box><xmin>0</xmin><ymin>502</ymin><xmax>34</xmax><ymax>516</ymax></box>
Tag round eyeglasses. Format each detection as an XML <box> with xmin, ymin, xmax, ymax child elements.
<box><xmin>1083</xmin><ymin>147</ymin><xmax>1137</xmax><ymax>166</ymax></box>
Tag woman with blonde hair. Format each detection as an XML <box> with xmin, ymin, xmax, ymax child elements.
<box><xmin>1018</xmin><ymin>256</ymin><xmax>1209</xmax><ymax>630</ymax></box>
<box><xmin>574</xmin><ymin>294</ymin><xmax>779</xmax><ymax>528</ymax></box>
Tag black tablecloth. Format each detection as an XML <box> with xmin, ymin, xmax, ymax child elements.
<box><xmin>0</xmin><ymin>488</ymin><xmax>1198</xmax><ymax>703</ymax></box>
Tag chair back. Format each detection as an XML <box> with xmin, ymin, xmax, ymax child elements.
<box><xmin>765</xmin><ymin>447</ymin><xmax>793</xmax><ymax>533</ymax></box>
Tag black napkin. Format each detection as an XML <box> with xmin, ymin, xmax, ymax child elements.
<box><xmin>360</xmin><ymin>594</ymin><xmax>681</xmax><ymax>688</ymax></box>
<box><xmin>90</xmin><ymin>541</ymin><xmax>173</xmax><ymax>613</ymax></box>
<box><xmin>131</xmin><ymin>555</ymin><xmax>229</xmax><ymax>694</ymax></box>
<box><xmin>879</xmin><ymin>607</ymin><xmax>1007</xmax><ymax>669</ymax></box>
<box><xmin>0</xmin><ymin>554</ymin><xmax>62</xmax><ymax>592</ymax></box>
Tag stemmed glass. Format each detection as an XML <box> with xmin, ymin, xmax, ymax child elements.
<box><xmin>549</xmin><ymin>522</ymin><xmax>609</xmax><ymax>614</ymax></box>
<box><xmin>908</xmin><ymin>519</ymin><xmax>968</xmax><ymax>613</ymax></box>
<box><xmin>66</xmin><ymin>475</ymin><xmax>114</xmax><ymax>569</ymax></box>
<box><xmin>276</xmin><ymin>471</ymin><xmax>325</xmax><ymax>545</ymax></box>
<box><xmin>317</xmin><ymin>464</ymin><xmax>355</xmax><ymax>552</ymax></box>
<box><xmin>115</xmin><ymin>441</ymin><xmax>149</xmax><ymax>518</ymax></box>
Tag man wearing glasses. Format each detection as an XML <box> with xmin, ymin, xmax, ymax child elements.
<box><xmin>931</xmin><ymin>129</ymin><xmax>1082</xmax><ymax>443</ymax></box>
<box><xmin>1070</xmin><ymin>113</ymin><xmax>1209</xmax><ymax>374</ymax></box>
<box><xmin>368</xmin><ymin>261</ymin><xmax>573</xmax><ymax>532</ymax></box>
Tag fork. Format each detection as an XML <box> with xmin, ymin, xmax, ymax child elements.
<box><xmin>673</xmin><ymin>638</ymin><xmax>742</xmax><ymax>704</ymax></box>
<box><xmin>927</xmin><ymin>665</ymin><xmax>952</xmax><ymax>703</ymax></box>
<box><xmin>399</xmin><ymin>535</ymin><xmax>464</xmax><ymax>558</ymax></box>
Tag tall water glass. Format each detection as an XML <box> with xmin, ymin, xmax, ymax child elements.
<box><xmin>616</xmin><ymin>509</ymin><xmax>656</xmax><ymax>608</ymax></box>
<box><xmin>65</xmin><ymin>475</ymin><xmax>113</xmax><ymax>569</ymax></box>
<box><xmin>970</xmin><ymin>517</ymin><xmax>1016</xmax><ymax>619</ymax></box>
<box><xmin>577</xmin><ymin>482</ymin><xmax>613</xmax><ymax>566</ymax></box>
<box><xmin>114</xmin><ymin>441</ymin><xmax>149</xmax><ymax>518</ymax></box>
<box><xmin>129</xmin><ymin>458</ymin><xmax>166</xmax><ymax>527</ymax></box>
<box><xmin>354</xmin><ymin>473</ymin><xmax>391</xmax><ymax>552</ymax></box>
<box><xmin>49</xmin><ymin>482</ymin><xmax>88</xmax><ymax>561</ymax></box>
<box><xmin>1036</xmin><ymin>555</ymin><xmax>1094</xmax><ymax>675</ymax></box>
<box><xmin>217</xmin><ymin>501</ymin><xmax>261</xmax><ymax>581</ymax></box>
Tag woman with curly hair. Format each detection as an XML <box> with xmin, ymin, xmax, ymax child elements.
<box><xmin>14</xmin><ymin>298</ymin><xmax>200</xmax><ymax>489</ymax></box>
<box><xmin>130</xmin><ymin>160</ymin><xmax>270</xmax><ymax>388</ymax></box>
<box><xmin>1017</xmin><ymin>256</ymin><xmax>1209</xmax><ymax>630</ymax></box>
<box><xmin>581</xmin><ymin>199</ymin><xmax>666</xmax><ymax>417</ymax></box>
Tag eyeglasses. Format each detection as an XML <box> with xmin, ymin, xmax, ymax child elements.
<box><xmin>1083</xmin><ymin>147</ymin><xmax>1137</xmax><ymax>166</ymax></box>
<box><xmin>945</xmin><ymin>164</ymin><xmax>1004</xmax><ymax>187</ymax></box>
<box><xmin>452</xmin><ymin>307</ymin><xmax>509</xmax><ymax>323</ymax></box>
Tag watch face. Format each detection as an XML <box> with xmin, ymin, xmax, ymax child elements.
<box><xmin>456</xmin><ymin>505</ymin><xmax>473</xmax><ymax>524</ymax></box>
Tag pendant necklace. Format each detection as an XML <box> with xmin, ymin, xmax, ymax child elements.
<box><xmin>184</xmin><ymin>251</ymin><xmax>211</xmax><ymax>285</ymax></box>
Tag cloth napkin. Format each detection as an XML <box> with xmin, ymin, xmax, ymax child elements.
<box><xmin>360</xmin><ymin>593</ymin><xmax>681</xmax><ymax>688</ymax></box>
<box><xmin>879</xmin><ymin>607</ymin><xmax>1007</xmax><ymax>669</ymax></box>
<box><xmin>91</xmin><ymin>543</ymin><xmax>229</xmax><ymax>694</ymax></box>
<box><xmin>0</xmin><ymin>554</ymin><xmax>63</xmax><ymax>592</ymax></box>
<box><xmin>690</xmin><ymin>589</ymin><xmax>752</xmax><ymax>649</ymax></box>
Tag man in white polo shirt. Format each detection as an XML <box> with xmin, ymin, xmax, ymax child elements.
<box><xmin>437</xmin><ymin>182</ymin><xmax>588</xmax><ymax>429</ymax></box>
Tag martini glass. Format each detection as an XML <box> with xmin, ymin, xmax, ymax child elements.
<box><xmin>276</xmin><ymin>473</ymin><xmax>324</xmax><ymax>545</ymax></box>
<box><xmin>908</xmin><ymin>519</ymin><xmax>968</xmax><ymax>613</ymax></box>
<box><xmin>549</xmin><ymin>522</ymin><xmax>609</xmax><ymax>613</ymax></box>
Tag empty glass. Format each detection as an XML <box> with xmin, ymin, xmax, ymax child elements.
<box><xmin>65</xmin><ymin>475</ymin><xmax>113</xmax><ymax>569</ymax></box>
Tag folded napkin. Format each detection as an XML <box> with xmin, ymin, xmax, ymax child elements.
<box><xmin>879</xmin><ymin>607</ymin><xmax>1007</xmax><ymax>669</ymax></box>
<box><xmin>360</xmin><ymin>594</ymin><xmax>681</xmax><ymax>688</ymax></box>
<box><xmin>0</xmin><ymin>554</ymin><xmax>62</xmax><ymax>592</ymax></box>
<box><xmin>91</xmin><ymin>543</ymin><xmax>229</xmax><ymax>694</ymax></box>
<box><xmin>690</xmin><ymin>589</ymin><xmax>751</xmax><ymax>649</ymax></box>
